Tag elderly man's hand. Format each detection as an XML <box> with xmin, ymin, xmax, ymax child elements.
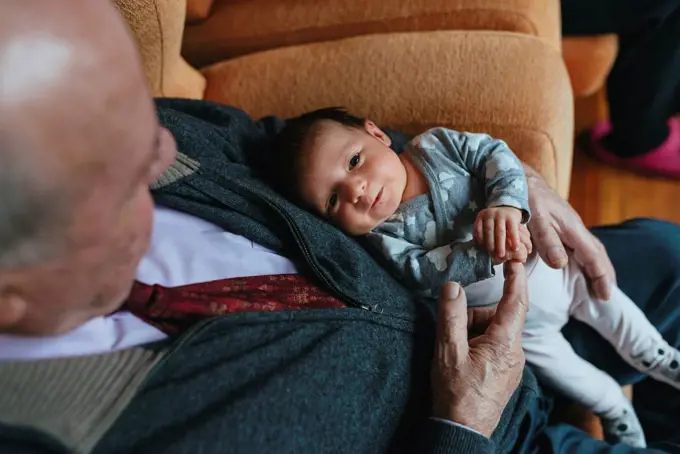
<box><xmin>523</xmin><ymin>164</ymin><xmax>616</xmax><ymax>300</ymax></box>
<box><xmin>431</xmin><ymin>262</ymin><xmax>528</xmax><ymax>437</ymax></box>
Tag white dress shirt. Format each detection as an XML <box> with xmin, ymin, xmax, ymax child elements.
<box><xmin>0</xmin><ymin>207</ymin><xmax>298</xmax><ymax>361</ymax></box>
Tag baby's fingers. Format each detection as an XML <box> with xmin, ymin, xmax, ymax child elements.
<box><xmin>519</xmin><ymin>225</ymin><xmax>533</xmax><ymax>255</ymax></box>
<box><xmin>485</xmin><ymin>218</ymin><xmax>496</xmax><ymax>254</ymax></box>
<box><xmin>474</xmin><ymin>215</ymin><xmax>485</xmax><ymax>246</ymax></box>
<box><xmin>495</xmin><ymin>217</ymin><xmax>506</xmax><ymax>258</ymax></box>
<box><xmin>506</xmin><ymin>219</ymin><xmax>520</xmax><ymax>252</ymax></box>
<box><xmin>506</xmin><ymin>243</ymin><xmax>528</xmax><ymax>263</ymax></box>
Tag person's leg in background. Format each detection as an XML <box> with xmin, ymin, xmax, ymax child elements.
<box><xmin>562</xmin><ymin>0</ymin><xmax>680</xmax><ymax>178</ymax></box>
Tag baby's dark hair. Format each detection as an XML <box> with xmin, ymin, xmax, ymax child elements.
<box><xmin>272</xmin><ymin>107</ymin><xmax>365</xmax><ymax>202</ymax></box>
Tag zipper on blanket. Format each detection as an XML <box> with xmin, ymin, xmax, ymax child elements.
<box><xmin>293</xmin><ymin>226</ymin><xmax>377</xmax><ymax>312</ymax></box>
<box><xmin>275</xmin><ymin>209</ymin><xmax>379</xmax><ymax>313</ymax></box>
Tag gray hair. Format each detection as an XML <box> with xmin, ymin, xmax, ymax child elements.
<box><xmin>0</xmin><ymin>146</ymin><xmax>65</xmax><ymax>268</ymax></box>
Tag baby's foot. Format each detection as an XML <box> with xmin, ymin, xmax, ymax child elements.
<box><xmin>640</xmin><ymin>344</ymin><xmax>680</xmax><ymax>390</ymax></box>
<box><xmin>601</xmin><ymin>403</ymin><xmax>647</xmax><ymax>448</ymax></box>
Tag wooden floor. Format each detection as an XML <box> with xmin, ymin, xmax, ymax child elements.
<box><xmin>568</xmin><ymin>90</ymin><xmax>680</xmax><ymax>227</ymax></box>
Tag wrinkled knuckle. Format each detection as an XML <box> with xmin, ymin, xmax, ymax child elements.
<box><xmin>440</xmin><ymin>332</ymin><xmax>453</xmax><ymax>344</ymax></box>
<box><xmin>516</xmin><ymin>351</ymin><xmax>526</xmax><ymax>368</ymax></box>
<box><xmin>532</xmin><ymin>226</ymin><xmax>550</xmax><ymax>242</ymax></box>
<box><xmin>495</xmin><ymin>343</ymin><xmax>512</xmax><ymax>361</ymax></box>
<box><xmin>506</xmin><ymin>350</ymin><xmax>525</xmax><ymax>375</ymax></box>
<box><xmin>531</xmin><ymin>206</ymin><xmax>547</xmax><ymax>219</ymax></box>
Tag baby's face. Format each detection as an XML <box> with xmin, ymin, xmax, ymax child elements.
<box><xmin>297</xmin><ymin>120</ymin><xmax>407</xmax><ymax>235</ymax></box>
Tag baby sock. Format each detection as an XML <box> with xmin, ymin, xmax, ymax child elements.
<box><xmin>601</xmin><ymin>399</ymin><xmax>647</xmax><ymax>448</ymax></box>
<box><xmin>636</xmin><ymin>341</ymin><xmax>680</xmax><ymax>390</ymax></box>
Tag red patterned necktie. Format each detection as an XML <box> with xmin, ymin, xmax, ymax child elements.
<box><xmin>124</xmin><ymin>274</ymin><xmax>346</xmax><ymax>335</ymax></box>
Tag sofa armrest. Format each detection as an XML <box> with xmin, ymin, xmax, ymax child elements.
<box><xmin>114</xmin><ymin>0</ymin><xmax>206</xmax><ymax>99</ymax></box>
<box><xmin>201</xmin><ymin>30</ymin><xmax>573</xmax><ymax>197</ymax></box>
<box><xmin>184</xmin><ymin>0</ymin><xmax>561</xmax><ymax>67</ymax></box>
<box><xmin>563</xmin><ymin>35</ymin><xmax>618</xmax><ymax>97</ymax></box>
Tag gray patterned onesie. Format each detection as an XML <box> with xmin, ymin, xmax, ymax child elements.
<box><xmin>366</xmin><ymin>127</ymin><xmax>530</xmax><ymax>296</ymax></box>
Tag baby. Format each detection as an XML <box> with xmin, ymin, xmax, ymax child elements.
<box><xmin>273</xmin><ymin>107</ymin><xmax>680</xmax><ymax>447</ymax></box>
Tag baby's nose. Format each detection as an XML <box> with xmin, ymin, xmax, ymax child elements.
<box><xmin>344</xmin><ymin>177</ymin><xmax>366</xmax><ymax>203</ymax></box>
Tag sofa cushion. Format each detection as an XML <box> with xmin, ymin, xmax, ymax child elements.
<box><xmin>202</xmin><ymin>30</ymin><xmax>573</xmax><ymax>197</ymax></box>
<box><xmin>563</xmin><ymin>35</ymin><xmax>618</xmax><ymax>97</ymax></box>
<box><xmin>183</xmin><ymin>0</ymin><xmax>561</xmax><ymax>67</ymax></box>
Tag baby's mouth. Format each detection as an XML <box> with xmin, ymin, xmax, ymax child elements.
<box><xmin>371</xmin><ymin>187</ymin><xmax>384</xmax><ymax>210</ymax></box>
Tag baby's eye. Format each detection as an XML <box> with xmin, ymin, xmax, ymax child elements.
<box><xmin>349</xmin><ymin>153</ymin><xmax>360</xmax><ymax>170</ymax></box>
<box><xmin>327</xmin><ymin>193</ymin><xmax>338</xmax><ymax>213</ymax></box>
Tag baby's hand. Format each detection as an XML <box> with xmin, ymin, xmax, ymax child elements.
<box><xmin>492</xmin><ymin>225</ymin><xmax>532</xmax><ymax>264</ymax></box>
<box><xmin>474</xmin><ymin>206</ymin><xmax>524</xmax><ymax>260</ymax></box>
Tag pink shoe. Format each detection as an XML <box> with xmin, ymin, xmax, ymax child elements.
<box><xmin>585</xmin><ymin>117</ymin><xmax>680</xmax><ymax>179</ymax></box>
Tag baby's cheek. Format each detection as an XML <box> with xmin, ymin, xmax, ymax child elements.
<box><xmin>335</xmin><ymin>209</ymin><xmax>365</xmax><ymax>235</ymax></box>
<box><xmin>336</xmin><ymin>211</ymin><xmax>355</xmax><ymax>232</ymax></box>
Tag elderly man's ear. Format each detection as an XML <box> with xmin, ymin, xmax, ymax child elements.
<box><xmin>0</xmin><ymin>282</ymin><xmax>26</xmax><ymax>332</ymax></box>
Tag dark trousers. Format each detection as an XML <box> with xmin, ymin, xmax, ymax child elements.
<box><xmin>562</xmin><ymin>0</ymin><xmax>680</xmax><ymax>157</ymax></box>
<box><xmin>514</xmin><ymin>218</ymin><xmax>680</xmax><ymax>453</ymax></box>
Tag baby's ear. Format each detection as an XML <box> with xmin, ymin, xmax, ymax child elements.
<box><xmin>364</xmin><ymin>120</ymin><xmax>392</xmax><ymax>147</ymax></box>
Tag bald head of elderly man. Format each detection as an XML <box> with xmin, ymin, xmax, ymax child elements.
<box><xmin>0</xmin><ymin>0</ymin><xmax>176</xmax><ymax>335</ymax></box>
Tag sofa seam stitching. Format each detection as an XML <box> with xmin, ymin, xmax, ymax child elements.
<box><xmin>152</xmin><ymin>0</ymin><xmax>165</xmax><ymax>96</ymax></box>
<box><xmin>186</xmin><ymin>9</ymin><xmax>547</xmax><ymax>51</ymax></box>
